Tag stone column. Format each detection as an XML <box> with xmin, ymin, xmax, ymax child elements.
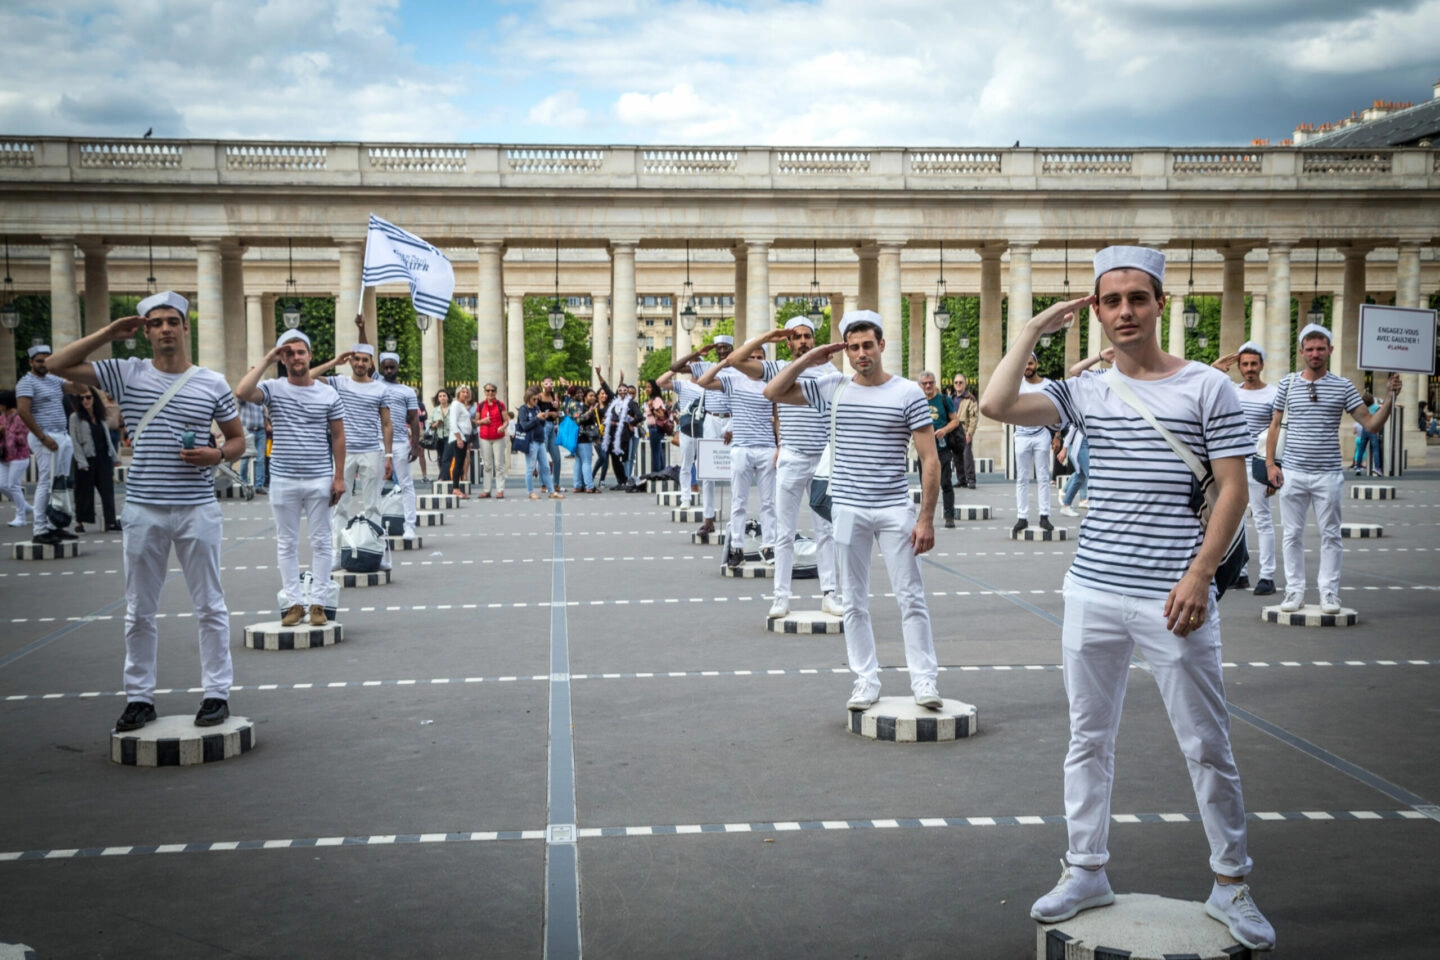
<box><xmin>1066</xmin><ymin>299</ymin><xmax>1084</xmax><ymax>369</ymax></box>
<box><xmin>475</xmin><ymin>241</ymin><xmax>505</xmax><ymax>399</ymax></box>
<box><xmin>976</xmin><ymin>246</ymin><xmax>1004</xmax><ymax>459</ymax></box>
<box><xmin>856</xmin><ymin>245</ymin><xmax>879</xmax><ymax>311</ymax></box>
<box><xmin>1396</xmin><ymin>241</ymin><xmax>1426</xmax><ymax>466</ymax></box>
<box><xmin>245</xmin><ymin>295</ymin><xmax>265</xmax><ymax>372</ymax></box>
<box><xmin>193</xmin><ymin>240</ymin><xmax>224</xmax><ymax>372</ymax></box>
<box><xmin>610</xmin><ymin>242</ymin><xmax>637</xmax><ymax>384</ymax></box>
<box><xmin>1220</xmin><ymin>245</ymin><xmax>1248</xmax><ymax>358</ymax></box>
<box><xmin>260</xmin><ymin>294</ymin><xmax>277</xmax><ymax>360</ymax></box>
<box><xmin>591</xmin><ymin>294</ymin><xmax>610</xmax><ymax>387</ymax></box>
<box><xmin>732</xmin><ymin>246</ymin><xmax>748</xmax><ymax>340</ymax></box>
<box><xmin>828</xmin><ymin>292</ymin><xmax>847</xmax><ymax>342</ymax></box>
<box><xmin>1167</xmin><ymin>295</ymin><xmax>1185</xmax><ymax>357</ymax></box>
<box><xmin>221</xmin><ymin>243</ymin><xmax>247</xmax><ymax>384</ymax></box>
<box><xmin>1263</xmin><ymin>242</ymin><xmax>1292</xmax><ymax>375</ymax></box>
<box><xmin>421</xmin><ymin>316</ymin><xmax>442</xmax><ymax>415</ymax></box>
<box><xmin>877</xmin><ymin>243</ymin><xmax>903</xmax><ymax>374</ymax></box>
<box><xmin>336</xmin><ymin>240</ymin><xmax>364</xmax><ymax>367</ymax></box>
<box><xmin>1295</xmin><ymin>292</ymin><xmax>1314</xmax><ymax>339</ymax></box>
<box><xmin>0</xmin><ymin>324</ymin><xmax>14</xmax><ymax>386</ymax></box>
<box><xmin>924</xmin><ymin>295</ymin><xmax>942</xmax><ymax>379</ymax></box>
<box><xmin>1337</xmin><ymin>245</ymin><xmax>1371</xmax><ymax>391</ymax></box>
<box><xmin>1249</xmin><ymin>293</ymin><xmax>1267</xmax><ymax>368</ymax></box>
<box><xmin>80</xmin><ymin>242</ymin><xmax>111</xmax><ymax>360</ymax></box>
<box><xmin>362</xmin><ymin>287</ymin><xmax>378</xmax><ymax>348</ymax></box>
<box><xmin>47</xmin><ymin>239</ymin><xmax>80</xmax><ymax>348</ymax></box>
<box><xmin>505</xmin><ymin>294</ymin><xmax>525</xmax><ymax>411</ymax></box>
<box><xmin>905</xmin><ymin>293</ymin><xmax>924</xmax><ymax>377</ymax></box>
<box><xmin>745</xmin><ymin>241</ymin><xmax>772</xmax><ymax>345</ymax></box>
<box><xmin>1005</xmin><ymin>242</ymin><xmax>1034</xmax><ymax>349</ymax></box>
<box><xmin>1086</xmin><ymin>307</ymin><xmax>1103</xmax><ymax>362</ymax></box>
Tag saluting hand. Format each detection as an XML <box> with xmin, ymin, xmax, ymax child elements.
<box><xmin>107</xmin><ymin>316</ymin><xmax>146</xmax><ymax>341</ymax></box>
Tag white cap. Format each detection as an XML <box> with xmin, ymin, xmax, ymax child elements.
<box><xmin>784</xmin><ymin>317</ymin><xmax>815</xmax><ymax>331</ymax></box>
<box><xmin>27</xmin><ymin>344</ymin><xmax>51</xmax><ymax>358</ymax></box>
<box><xmin>1237</xmin><ymin>340</ymin><xmax>1266</xmax><ymax>362</ymax></box>
<box><xmin>351</xmin><ymin>343</ymin><xmax>375</xmax><ymax>357</ymax></box>
<box><xmin>1298</xmin><ymin>322</ymin><xmax>1332</xmax><ymax>345</ymax></box>
<box><xmin>713</xmin><ymin>335</ymin><xmax>734</xmax><ymax>346</ymax></box>
<box><xmin>839</xmin><ymin>310</ymin><xmax>884</xmax><ymax>339</ymax></box>
<box><xmin>379</xmin><ymin>351</ymin><xmax>400</xmax><ymax>364</ymax></box>
<box><xmin>276</xmin><ymin>329</ymin><xmax>311</xmax><ymax>349</ymax></box>
<box><xmin>1093</xmin><ymin>245</ymin><xmax>1166</xmax><ymax>285</ymax></box>
<box><xmin>137</xmin><ymin>291</ymin><xmax>189</xmax><ymax>317</ymax></box>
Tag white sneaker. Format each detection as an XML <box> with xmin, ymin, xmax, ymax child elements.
<box><xmin>913</xmin><ymin>679</ymin><xmax>942</xmax><ymax>710</ymax></box>
<box><xmin>7</xmin><ymin>518</ymin><xmax>26</xmax><ymax>528</ymax></box>
<box><xmin>846</xmin><ymin>680</ymin><xmax>879</xmax><ymax>712</ymax></box>
<box><xmin>1060</xmin><ymin>504</ymin><xmax>1080</xmax><ymax>517</ymax></box>
<box><xmin>1205</xmin><ymin>881</ymin><xmax>1275</xmax><ymax>951</ymax></box>
<box><xmin>1077</xmin><ymin>499</ymin><xmax>1089</xmax><ymax>510</ymax></box>
<box><xmin>1320</xmin><ymin>594</ymin><xmax>1342</xmax><ymax>614</ymax></box>
<box><xmin>767</xmin><ymin>597</ymin><xmax>790</xmax><ymax>619</ymax></box>
<box><xmin>821</xmin><ymin>591</ymin><xmax>844</xmax><ymax>618</ymax></box>
<box><xmin>402</xmin><ymin>526</ymin><xmax>417</xmax><ymax>541</ymax></box>
<box><xmin>1279</xmin><ymin>593</ymin><xmax>1303</xmax><ymax>613</ymax></box>
<box><xmin>1030</xmin><ymin>859</ymin><xmax>1115</xmax><ymax>923</ymax></box>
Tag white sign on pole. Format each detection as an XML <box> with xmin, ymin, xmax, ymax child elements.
<box><xmin>695</xmin><ymin>439</ymin><xmax>731</xmax><ymax>482</ymax></box>
<box><xmin>1357</xmin><ymin>304</ymin><xmax>1438</xmax><ymax>375</ymax></box>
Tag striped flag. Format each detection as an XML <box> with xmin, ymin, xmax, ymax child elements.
<box><xmin>361</xmin><ymin>214</ymin><xmax>455</xmax><ymax>318</ymax></box>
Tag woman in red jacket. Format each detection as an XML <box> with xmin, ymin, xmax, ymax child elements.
<box><xmin>475</xmin><ymin>383</ymin><xmax>511</xmax><ymax>499</ymax></box>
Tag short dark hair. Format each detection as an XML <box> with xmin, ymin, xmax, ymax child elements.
<box><xmin>0</xmin><ymin>388</ymin><xmax>15</xmax><ymax>407</ymax></box>
<box><xmin>843</xmin><ymin>321</ymin><xmax>883</xmax><ymax>342</ymax></box>
<box><xmin>1094</xmin><ymin>270</ymin><xmax>1164</xmax><ymax>300</ymax></box>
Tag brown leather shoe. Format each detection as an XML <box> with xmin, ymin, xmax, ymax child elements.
<box><xmin>280</xmin><ymin>604</ymin><xmax>305</xmax><ymax>627</ymax></box>
<box><xmin>696</xmin><ymin>518</ymin><xmax>715</xmax><ymax>536</ymax></box>
<box><xmin>309</xmin><ymin>605</ymin><xmax>328</xmax><ymax>626</ymax></box>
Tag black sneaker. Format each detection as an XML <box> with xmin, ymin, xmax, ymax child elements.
<box><xmin>725</xmin><ymin>547</ymin><xmax>744</xmax><ymax>569</ymax></box>
<box><xmin>1234</xmin><ymin>574</ymin><xmax>1251</xmax><ymax>590</ymax></box>
<box><xmin>1012</xmin><ymin>519</ymin><xmax>1028</xmax><ymax>534</ymax></box>
<box><xmin>944</xmin><ymin>516</ymin><xmax>955</xmax><ymax>529</ymax></box>
<box><xmin>194</xmin><ymin>698</ymin><xmax>230</xmax><ymax>727</ymax></box>
<box><xmin>115</xmin><ymin>701</ymin><xmax>156</xmax><ymax>732</ymax></box>
<box><xmin>1039</xmin><ymin>516</ymin><xmax>1054</xmax><ymax>532</ymax></box>
<box><xmin>53</xmin><ymin>528</ymin><xmax>78</xmax><ymax>540</ymax></box>
<box><xmin>760</xmin><ymin>546</ymin><xmax>775</xmax><ymax>564</ymax></box>
<box><xmin>1253</xmin><ymin>578</ymin><xmax>1276</xmax><ymax>597</ymax></box>
<box><xmin>33</xmin><ymin>530</ymin><xmax>63</xmax><ymax>545</ymax></box>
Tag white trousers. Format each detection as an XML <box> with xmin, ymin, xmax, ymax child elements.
<box><xmin>1277</xmin><ymin>468</ymin><xmax>1344</xmax><ymax>598</ymax></box>
<box><xmin>678</xmin><ymin>432</ymin><xmax>701</xmax><ymax>509</ymax></box>
<box><xmin>1014</xmin><ymin>432</ymin><xmax>1052</xmax><ymax>520</ymax></box>
<box><xmin>120</xmin><ymin>500</ymin><xmax>232</xmax><ymax>702</ymax></box>
<box><xmin>332</xmin><ymin>449</ymin><xmax>385</xmax><ymax>558</ymax></box>
<box><xmin>477</xmin><ymin>437</ymin><xmax>508</xmax><ymax>495</ymax></box>
<box><xmin>27</xmin><ymin>432</ymin><xmax>73</xmax><ymax>536</ymax></box>
<box><xmin>833</xmin><ymin>503</ymin><xmax>937</xmax><ymax>694</ymax></box>
<box><xmin>699</xmin><ymin>415</ymin><xmax>728</xmax><ymax>518</ymax></box>
<box><xmin>1244</xmin><ymin>461</ymin><xmax>1276</xmax><ymax>581</ymax></box>
<box><xmin>1</xmin><ymin>459</ymin><xmax>29</xmax><ymax>522</ymax></box>
<box><xmin>772</xmin><ymin>448</ymin><xmax>837</xmax><ymax>601</ymax></box>
<box><xmin>391</xmin><ymin>439</ymin><xmax>417</xmax><ymax>528</ymax></box>
<box><xmin>1060</xmin><ymin>574</ymin><xmax>1251</xmax><ymax>877</ymax></box>
<box><xmin>728</xmin><ymin>445</ymin><xmax>776</xmax><ymax>550</ymax></box>
<box><xmin>270</xmin><ymin>475</ymin><xmax>334</xmax><ymax>608</ymax></box>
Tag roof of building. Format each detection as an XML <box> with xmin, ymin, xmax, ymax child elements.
<box><xmin>1303</xmin><ymin>96</ymin><xmax>1440</xmax><ymax>148</ymax></box>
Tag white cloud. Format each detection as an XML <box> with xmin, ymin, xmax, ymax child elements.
<box><xmin>528</xmin><ymin>91</ymin><xmax>589</xmax><ymax>127</ymax></box>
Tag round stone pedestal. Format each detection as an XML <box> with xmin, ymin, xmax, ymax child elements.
<box><xmin>952</xmin><ymin>505</ymin><xmax>991</xmax><ymax>520</ymax></box>
<box><xmin>1012</xmin><ymin>527</ymin><xmax>1069</xmax><ymax>541</ymax></box>
<box><xmin>387</xmin><ymin>535</ymin><xmax>423</xmax><ymax>550</ymax></box>
<box><xmin>417</xmin><ymin>493</ymin><xmax>459</xmax><ymax>510</ymax></box>
<box><xmin>333</xmin><ymin>569</ymin><xmax>392</xmax><ymax>588</ymax></box>
<box><xmin>12</xmin><ymin>540</ymin><xmax>80</xmax><ymax>559</ymax></box>
<box><xmin>766</xmin><ymin>610</ymin><xmax>843</xmax><ymax>634</ymax></box>
<box><xmin>691</xmin><ymin>531</ymin><xmax>726</xmax><ymax>545</ymax></box>
<box><xmin>1263</xmin><ymin>603</ymin><xmax>1357</xmax><ymax>627</ymax></box>
<box><xmin>975</xmin><ymin>457</ymin><xmax>995</xmax><ymax>474</ymax></box>
<box><xmin>656</xmin><ymin>490</ymin><xmax>686</xmax><ymax>507</ymax></box>
<box><xmin>413</xmin><ymin>510</ymin><xmax>445</xmax><ymax>527</ymax></box>
<box><xmin>432</xmin><ymin>480</ymin><xmax>471</xmax><ymax>494</ymax></box>
<box><xmin>114</xmin><ymin>464</ymin><xmax>128</xmax><ymax>483</ymax></box>
<box><xmin>1037</xmin><ymin>894</ymin><xmax>1246</xmax><ymax>960</ymax></box>
<box><xmin>1340</xmin><ymin>522</ymin><xmax>1382</xmax><ymax>538</ymax></box>
<box><xmin>244</xmin><ymin>620</ymin><xmax>343</xmax><ymax>650</ymax></box>
<box><xmin>111</xmin><ymin>714</ymin><xmax>255</xmax><ymax>766</ymax></box>
<box><xmin>216</xmin><ymin>484</ymin><xmax>254</xmax><ymax>500</ymax></box>
<box><xmin>670</xmin><ymin>506</ymin><xmax>705</xmax><ymax>522</ymax></box>
<box><xmin>721</xmin><ymin>561</ymin><xmax>773</xmax><ymax>579</ymax></box>
<box><xmin>847</xmin><ymin>696</ymin><xmax>978</xmax><ymax>742</ymax></box>
<box><xmin>1349</xmin><ymin>484</ymin><xmax>1395</xmax><ymax>499</ymax></box>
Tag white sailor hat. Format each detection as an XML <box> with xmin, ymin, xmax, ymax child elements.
<box><xmin>27</xmin><ymin>344</ymin><xmax>51</xmax><ymax>358</ymax></box>
<box><xmin>1237</xmin><ymin>340</ymin><xmax>1266</xmax><ymax>362</ymax></box>
<box><xmin>276</xmin><ymin>329</ymin><xmax>311</xmax><ymax>349</ymax></box>
<box><xmin>838</xmin><ymin>310</ymin><xmax>883</xmax><ymax>339</ymax></box>
<box><xmin>350</xmin><ymin>343</ymin><xmax>375</xmax><ymax>357</ymax></box>
<box><xmin>713</xmin><ymin>335</ymin><xmax>734</xmax><ymax>346</ymax></box>
<box><xmin>1298</xmin><ymin>322</ymin><xmax>1332</xmax><ymax>344</ymax></box>
<box><xmin>1093</xmin><ymin>245</ymin><xmax>1166</xmax><ymax>285</ymax></box>
<box><xmin>137</xmin><ymin>291</ymin><xmax>189</xmax><ymax>317</ymax></box>
<box><xmin>784</xmin><ymin>317</ymin><xmax>815</xmax><ymax>331</ymax></box>
<box><xmin>379</xmin><ymin>351</ymin><xmax>401</xmax><ymax>364</ymax></box>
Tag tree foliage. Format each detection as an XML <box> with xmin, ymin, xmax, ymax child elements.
<box><xmin>524</xmin><ymin>296</ymin><xmax>591</xmax><ymax>384</ymax></box>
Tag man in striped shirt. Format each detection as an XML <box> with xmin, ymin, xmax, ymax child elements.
<box><xmin>764</xmin><ymin>310</ymin><xmax>943</xmax><ymax>712</ymax></box>
<box><xmin>697</xmin><ymin>343</ymin><xmax>778</xmax><ymax>568</ymax></box>
<box><xmin>671</xmin><ymin>335</ymin><xmax>735</xmax><ymax>537</ymax></box>
<box><xmin>1265</xmin><ymin>324</ymin><xmax>1399</xmax><ymax>615</ymax></box>
<box><xmin>982</xmin><ymin>247</ymin><xmax>1273</xmax><ymax>951</ymax></box>
<box><xmin>1212</xmin><ymin>342</ymin><xmax>1277</xmax><ymax>596</ymax></box>
<box><xmin>15</xmin><ymin>343</ymin><xmax>89</xmax><ymax>543</ymax></box>
<box><xmin>1013</xmin><ymin>353</ymin><xmax>1056</xmax><ymax>534</ymax></box>
<box><xmin>378</xmin><ymin>350</ymin><xmax>421</xmax><ymax>540</ymax></box>
<box><xmin>47</xmin><ymin>291</ymin><xmax>246</xmax><ymax>732</ymax></box>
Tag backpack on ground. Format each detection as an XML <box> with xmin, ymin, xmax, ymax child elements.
<box><xmin>380</xmin><ymin>483</ymin><xmax>405</xmax><ymax>535</ymax></box>
<box><xmin>340</xmin><ymin>516</ymin><xmax>389</xmax><ymax>572</ymax></box>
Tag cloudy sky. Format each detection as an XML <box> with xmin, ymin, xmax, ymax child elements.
<box><xmin>3</xmin><ymin>0</ymin><xmax>1437</xmax><ymax>147</ymax></box>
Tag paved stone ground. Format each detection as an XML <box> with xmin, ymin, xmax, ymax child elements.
<box><xmin>1</xmin><ymin>468</ymin><xmax>1438</xmax><ymax>959</ymax></box>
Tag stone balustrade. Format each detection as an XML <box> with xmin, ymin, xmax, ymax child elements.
<box><xmin>3</xmin><ymin>137</ymin><xmax>1436</xmax><ymax>190</ymax></box>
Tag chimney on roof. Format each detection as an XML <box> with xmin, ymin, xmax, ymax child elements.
<box><xmin>1433</xmin><ymin>78</ymin><xmax>1439</xmax><ymax>99</ymax></box>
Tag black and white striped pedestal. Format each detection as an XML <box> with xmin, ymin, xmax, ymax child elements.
<box><xmin>333</xmin><ymin>569</ymin><xmax>392</xmax><ymax>588</ymax></box>
<box><xmin>1262</xmin><ymin>603</ymin><xmax>1358</xmax><ymax>627</ymax></box>
<box><xmin>1340</xmin><ymin>522</ymin><xmax>1383</xmax><ymax>538</ymax></box>
<box><xmin>848</xmin><ymin>696</ymin><xmax>978</xmax><ymax>742</ymax></box>
<box><xmin>111</xmin><ymin>715</ymin><xmax>256</xmax><ymax>767</ymax></box>
<box><xmin>416</xmin><ymin>493</ymin><xmax>459</xmax><ymax>510</ymax></box>
<box><xmin>670</xmin><ymin>506</ymin><xmax>707</xmax><ymax>522</ymax></box>
<box><xmin>951</xmin><ymin>505</ymin><xmax>991</xmax><ymax>520</ymax></box>
<box><xmin>12</xmin><ymin>540</ymin><xmax>80</xmax><ymax>560</ymax></box>
<box><xmin>243</xmin><ymin>620</ymin><xmax>343</xmax><ymax>650</ymax></box>
<box><xmin>721</xmin><ymin>561</ymin><xmax>773</xmax><ymax>579</ymax></box>
<box><xmin>413</xmin><ymin>510</ymin><xmax>445</xmax><ymax>527</ymax></box>
<box><xmin>1037</xmin><ymin>893</ymin><xmax>1249</xmax><ymax>960</ymax></box>
<box><xmin>1349</xmin><ymin>484</ymin><xmax>1396</xmax><ymax>500</ymax></box>
<box><xmin>656</xmin><ymin>490</ymin><xmax>687</xmax><ymax>507</ymax></box>
<box><xmin>1012</xmin><ymin>527</ymin><xmax>1069</xmax><ymax>541</ymax></box>
<box><xmin>387</xmin><ymin>535</ymin><xmax>424</xmax><ymax>550</ymax></box>
<box><xmin>216</xmin><ymin>484</ymin><xmax>253</xmax><ymax>500</ymax></box>
<box><xmin>691</xmin><ymin>531</ymin><xmax>726</xmax><ymax>545</ymax></box>
<box><xmin>114</xmin><ymin>464</ymin><xmax>128</xmax><ymax>484</ymax></box>
<box><xmin>649</xmin><ymin>478</ymin><xmax>679</xmax><ymax>491</ymax></box>
<box><xmin>766</xmin><ymin>610</ymin><xmax>843</xmax><ymax>634</ymax></box>
<box><xmin>976</xmin><ymin>457</ymin><xmax>995</xmax><ymax>474</ymax></box>
<box><xmin>431</xmin><ymin>480</ymin><xmax>471</xmax><ymax>494</ymax></box>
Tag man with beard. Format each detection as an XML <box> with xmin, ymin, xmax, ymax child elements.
<box><xmin>669</xmin><ymin>335</ymin><xmax>734</xmax><ymax>536</ymax></box>
<box><xmin>1012</xmin><ymin>353</ymin><xmax>1055</xmax><ymax>535</ymax></box>
<box><xmin>1211</xmin><ymin>343</ymin><xmax>1277</xmax><ymax>595</ymax></box>
<box><xmin>15</xmin><ymin>343</ymin><xmax>88</xmax><ymax>543</ymax></box>
<box><xmin>377</xmin><ymin>350</ymin><xmax>421</xmax><ymax>540</ymax></box>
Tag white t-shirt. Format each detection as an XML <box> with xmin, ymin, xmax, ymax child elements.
<box><xmin>93</xmin><ymin>358</ymin><xmax>239</xmax><ymax>507</ymax></box>
<box><xmin>1273</xmin><ymin>372</ymin><xmax>1364</xmax><ymax>474</ymax></box>
<box><xmin>1042</xmin><ymin>363</ymin><xmax>1253</xmax><ymax>599</ymax></box>
<box><xmin>259</xmin><ymin>378</ymin><xmax>344</xmax><ymax>480</ymax></box>
<box><xmin>447</xmin><ymin>399</ymin><xmax>474</xmax><ymax>441</ymax></box>
<box><xmin>1232</xmin><ymin>381</ymin><xmax>1278</xmax><ymax>455</ymax></box>
<box><xmin>16</xmin><ymin>372</ymin><xmax>67</xmax><ymax>434</ymax></box>
<box><xmin>761</xmin><ymin>359</ymin><xmax>834</xmax><ymax>456</ymax></box>
<box><xmin>717</xmin><ymin>370</ymin><xmax>776</xmax><ymax>449</ymax></box>
<box><xmin>324</xmin><ymin>376</ymin><xmax>388</xmax><ymax>453</ymax></box>
<box><xmin>800</xmin><ymin>372</ymin><xmax>931</xmax><ymax>509</ymax></box>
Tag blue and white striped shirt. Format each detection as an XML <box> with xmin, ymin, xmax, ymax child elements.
<box><xmin>1272</xmin><ymin>372</ymin><xmax>1363</xmax><ymax>474</ymax></box>
<box><xmin>258</xmin><ymin>378</ymin><xmax>344</xmax><ymax>479</ymax></box>
<box><xmin>761</xmin><ymin>359</ymin><xmax>834</xmax><ymax>456</ymax></box>
<box><xmin>718</xmin><ymin>370</ymin><xmax>777</xmax><ymax>448</ymax></box>
<box><xmin>324</xmin><ymin>376</ymin><xmax>388</xmax><ymax>453</ymax></box>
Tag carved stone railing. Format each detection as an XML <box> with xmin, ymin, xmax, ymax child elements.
<box><xmin>777</xmin><ymin>151</ymin><xmax>870</xmax><ymax>174</ymax></box>
<box><xmin>1042</xmin><ymin>151</ymin><xmax>1132</xmax><ymax>175</ymax></box>
<box><xmin>642</xmin><ymin>149</ymin><xmax>737</xmax><ymax>174</ymax></box>
<box><xmin>0</xmin><ymin>141</ymin><xmax>33</xmax><ymax>167</ymax></box>
<box><xmin>1301</xmin><ymin>151</ymin><xmax>1392</xmax><ymax>175</ymax></box>
<box><xmin>910</xmin><ymin>151</ymin><xmax>1001</xmax><ymax>175</ymax></box>
<box><xmin>507</xmin><ymin>148</ymin><xmax>605</xmax><ymax>174</ymax></box>
<box><xmin>78</xmin><ymin>141</ymin><xmax>183</xmax><ymax>169</ymax></box>
<box><xmin>1172</xmin><ymin>151</ymin><xmax>1262</xmax><ymax>175</ymax></box>
<box><xmin>368</xmin><ymin>146</ymin><xmax>467</xmax><ymax>172</ymax></box>
<box><xmin>226</xmin><ymin>144</ymin><xmax>328</xmax><ymax>171</ymax></box>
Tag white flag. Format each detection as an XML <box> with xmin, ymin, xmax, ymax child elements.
<box><xmin>362</xmin><ymin>214</ymin><xmax>455</xmax><ymax>319</ymax></box>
